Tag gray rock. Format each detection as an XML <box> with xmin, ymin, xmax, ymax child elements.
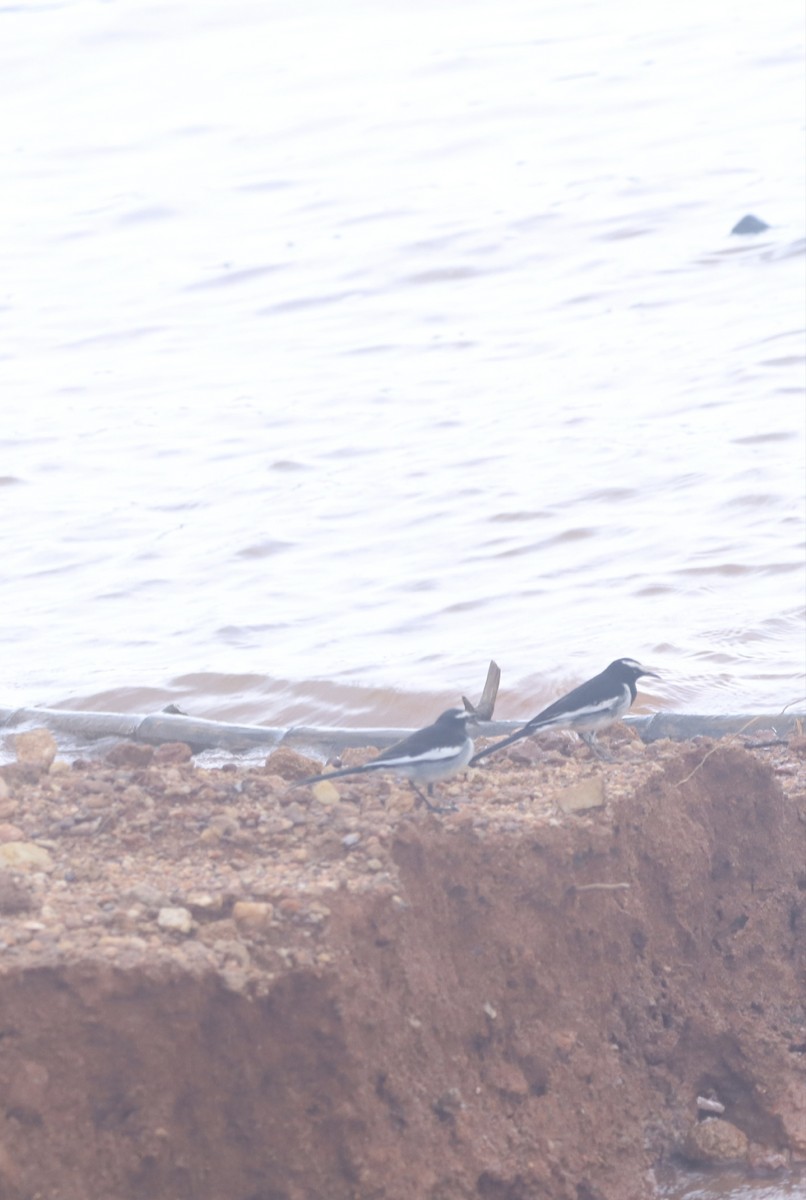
<box><xmin>731</xmin><ymin>214</ymin><xmax>770</xmax><ymax>235</ymax></box>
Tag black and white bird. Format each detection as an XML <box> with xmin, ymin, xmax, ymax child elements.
<box><xmin>298</xmin><ymin>707</ymin><xmax>474</xmax><ymax>810</ymax></box>
<box><xmin>470</xmin><ymin>658</ymin><xmax>659</xmax><ymax>764</ymax></box>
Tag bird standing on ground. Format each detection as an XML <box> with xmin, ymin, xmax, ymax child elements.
<box><xmin>470</xmin><ymin>658</ymin><xmax>659</xmax><ymax>764</ymax></box>
<box><xmin>298</xmin><ymin>707</ymin><xmax>475</xmax><ymax>810</ymax></box>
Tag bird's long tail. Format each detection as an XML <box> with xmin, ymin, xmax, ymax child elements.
<box><xmin>469</xmin><ymin>724</ymin><xmax>536</xmax><ymax>765</ymax></box>
<box><xmin>295</xmin><ymin>762</ymin><xmax>376</xmax><ymax>787</ymax></box>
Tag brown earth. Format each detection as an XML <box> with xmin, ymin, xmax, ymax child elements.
<box><xmin>0</xmin><ymin>725</ymin><xmax>804</xmax><ymax>1200</ymax></box>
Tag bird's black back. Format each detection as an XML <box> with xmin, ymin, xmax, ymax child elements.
<box><xmin>374</xmin><ymin>708</ymin><xmax>469</xmax><ymax>762</ymax></box>
<box><xmin>524</xmin><ymin>659</ymin><xmax>640</xmax><ymax>730</ymax></box>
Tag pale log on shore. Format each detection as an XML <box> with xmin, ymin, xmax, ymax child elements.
<box><xmin>0</xmin><ymin>705</ymin><xmax>802</xmax><ymax>756</ymax></box>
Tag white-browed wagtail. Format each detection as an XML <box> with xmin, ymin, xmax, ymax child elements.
<box><xmin>298</xmin><ymin>707</ymin><xmax>474</xmax><ymax>810</ymax></box>
<box><xmin>470</xmin><ymin>658</ymin><xmax>659</xmax><ymax>764</ymax></box>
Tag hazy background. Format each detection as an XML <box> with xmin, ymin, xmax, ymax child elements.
<box><xmin>2</xmin><ymin>0</ymin><xmax>804</xmax><ymax>730</ymax></box>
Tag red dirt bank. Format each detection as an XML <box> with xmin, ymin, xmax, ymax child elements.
<box><xmin>0</xmin><ymin>730</ymin><xmax>804</xmax><ymax>1199</ymax></box>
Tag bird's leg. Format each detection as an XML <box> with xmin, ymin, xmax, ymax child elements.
<box><xmin>409</xmin><ymin>780</ymin><xmax>432</xmax><ymax>808</ymax></box>
<box><xmin>580</xmin><ymin>731</ymin><xmax>613</xmax><ymax>762</ymax></box>
<box><xmin>410</xmin><ymin>781</ymin><xmax>456</xmax><ymax>813</ymax></box>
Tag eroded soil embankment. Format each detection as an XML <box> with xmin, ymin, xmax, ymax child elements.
<box><xmin>0</xmin><ymin>738</ymin><xmax>804</xmax><ymax>1199</ymax></box>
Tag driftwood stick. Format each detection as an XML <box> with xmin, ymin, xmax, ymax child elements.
<box><xmin>462</xmin><ymin>661</ymin><xmax>501</xmax><ymax>721</ymax></box>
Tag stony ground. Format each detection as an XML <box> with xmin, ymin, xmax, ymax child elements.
<box><xmin>0</xmin><ymin>722</ymin><xmax>804</xmax><ymax>1200</ymax></box>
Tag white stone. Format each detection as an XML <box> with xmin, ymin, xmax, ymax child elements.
<box><xmin>156</xmin><ymin>906</ymin><xmax>193</xmax><ymax>935</ymax></box>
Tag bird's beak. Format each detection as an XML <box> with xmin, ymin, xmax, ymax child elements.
<box><xmin>638</xmin><ymin>665</ymin><xmax>660</xmax><ymax>679</ymax></box>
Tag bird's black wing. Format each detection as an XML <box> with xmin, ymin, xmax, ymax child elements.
<box><xmin>470</xmin><ymin>668</ymin><xmax>624</xmax><ymax>764</ymax></box>
<box><xmin>374</xmin><ymin>723</ymin><xmax>463</xmax><ymax>766</ymax></box>
<box><xmin>521</xmin><ymin>668</ymin><xmax>616</xmax><ymax>730</ymax></box>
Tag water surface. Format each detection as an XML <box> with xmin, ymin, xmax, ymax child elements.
<box><xmin>2</xmin><ymin>0</ymin><xmax>804</xmax><ymax>729</ymax></box>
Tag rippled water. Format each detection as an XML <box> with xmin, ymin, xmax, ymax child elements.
<box><xmin>2</xmin><ymin>0</ymin><xmax>804</xmax><ymax>729</ymax></box>
<box><xmin>657</xmin><ymin>1166</ymin><xmax>805</xmax><ymax>1200</ymax></box>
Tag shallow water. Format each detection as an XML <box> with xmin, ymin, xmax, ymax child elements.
<box><xmin>657</xmin><ymin>1166</ymin><xmax>805</xmax><ymax>1200</ymax></box>
<box><xmin>2</xmin><ymin>0</ymin><xmax>804</xmax><ymax>731</ymax></box>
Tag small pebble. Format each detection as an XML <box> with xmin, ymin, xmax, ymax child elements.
<box><xmin>0</xmin><ymin>872</ymin><xmax>34</xmax><ymax>915</ymax></box>
<box><xmin>697</xmin><ymin>1095</ymin><xmax>725</xmax><ymax>1114</ymax></box>
<box><xmin>682</xmin><ymin>1117</ymin><xmax>749</xmax><ymax>1165</ymax></box>
<box><xmin>0</xmin><ymin>824</ymin><xmax>26</xmax><ymax>843</ymax></box>
<box><xmin>312</xmin><ymin>780</ymin><xmax>339</xmax><ymax>806</ymax></box>
<box><xmin>232</xmin><ymin>901</ymin><xmax>274</xmax><ymax>932</ymax></box>
<box><xmin>0</xmin><ymin>843</ymin><xmax>54</xmax><ymax>872</ymax></box>
<box><xmin>156</xmin><ymin>906</ymin><xmax>193</xmax><ymax>935</ymax></box>
<box><xmin>14</xmin><ymin>729</ymin><xmax>57</xmax><ymax>770</ymax></box>
<box><xmin>153</xmin><ymin>742</ymin><xmax>194</xmax><ymax>765</ymax></box>
<box><xmin>105</xmin><ymin>742</ymin><xmax>154</xmax><ymax>768</ymax></box>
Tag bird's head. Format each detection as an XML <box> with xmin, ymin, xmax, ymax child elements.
<box><xmin>608</xmin><ymin>658</ymin><xmax>660</xmax><ymax>682</ymax></box>
<box><xmin>436</xmin><ymin>707</ymin><xmax>473</xmax><ymax>728</ymax></box>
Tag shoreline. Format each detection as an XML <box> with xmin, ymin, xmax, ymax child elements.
<box><xmin>0</xmin><ymin>726</ymin><xmax>804</xmax><ymax>1198</ymax></box>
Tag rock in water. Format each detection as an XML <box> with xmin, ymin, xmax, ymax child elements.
<box><xmin>731</xmin><ymin>214</ymin><xmax>770</xmax><ymax>235</ymax></box>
